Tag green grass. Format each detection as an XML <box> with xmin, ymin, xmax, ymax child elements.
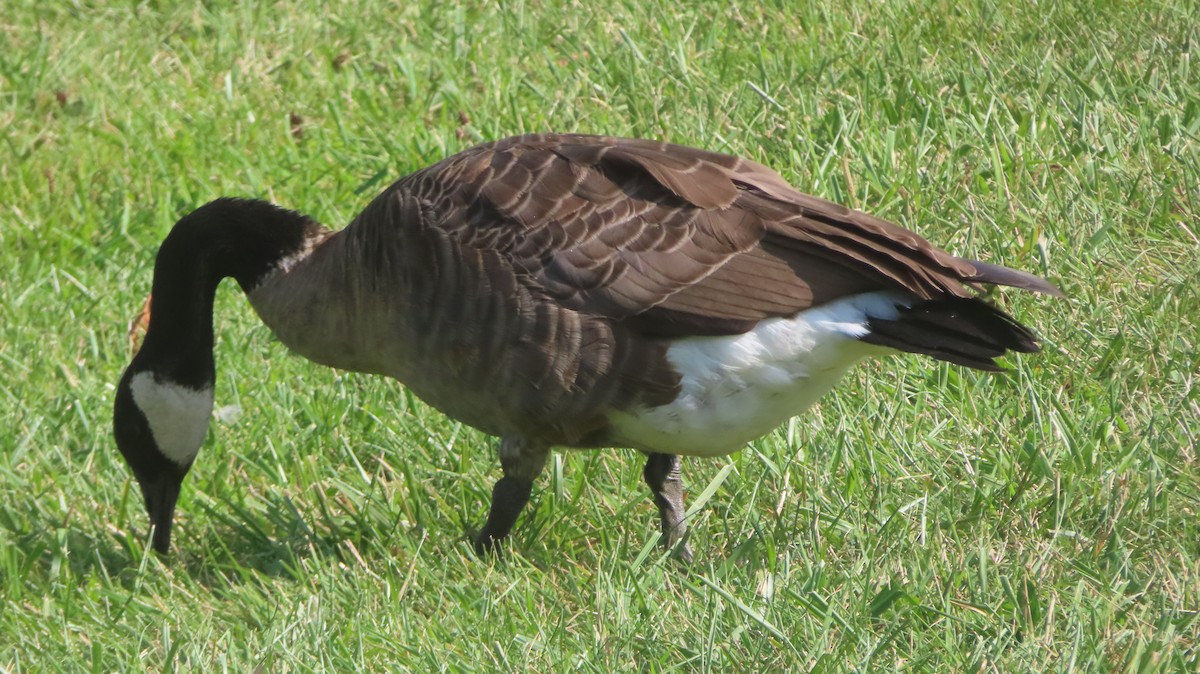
<box><xmin>2</xmin><ymin>0</ymin><xmax>1199</xmax><ymax>670</ymax></box>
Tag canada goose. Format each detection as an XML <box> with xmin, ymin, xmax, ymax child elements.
<box><xmin>113</xmin><ymin>133</ymin><xmax>1060</xmax><ymax>559</ymax></box>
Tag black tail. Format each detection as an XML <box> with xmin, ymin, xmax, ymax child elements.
<box><xmin>860</xmin><ymin>298</ymin><xmax>1042</xmax><ymax>372</ymax></box>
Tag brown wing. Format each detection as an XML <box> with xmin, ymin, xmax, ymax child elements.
<box><xmin>398</xmin><ymin>133</ymin><xmax>1055</xmax><ymax>338</ymax></box>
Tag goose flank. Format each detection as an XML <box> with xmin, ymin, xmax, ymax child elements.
<box><xmin>113</xmin><ymin>133</ymin><xmax>1061</xmax><ymax>559</ymax></box>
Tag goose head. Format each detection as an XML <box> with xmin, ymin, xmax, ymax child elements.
<box><xmin>113</xmin><ymin>198</ymin><xmax>329</xmax><ymax>554</ymax></box>
<box><xmin>113</xmin><ymin>363</ymin><xmax>213</xmax><ymax>554</ymax></box>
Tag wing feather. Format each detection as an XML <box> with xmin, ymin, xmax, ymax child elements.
<box><xmin>392</xmin><ymin>133</ymin><xmax>1055</xmax><ymax>338</ymax></box>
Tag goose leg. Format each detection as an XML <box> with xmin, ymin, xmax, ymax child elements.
<box><xmin>644</xmin><ymin>453</ymin><xmax>693</xmax><ymax>562</ymax></box>
<box><xmin>474</xmin><ymin>436</ymin><xmax>548</xmax><ymax>556</ymax></box>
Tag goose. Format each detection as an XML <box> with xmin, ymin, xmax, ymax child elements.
<box><xmin>113</xmin><ymin>133</ymin><xmax>1061</xmax><ymax>560</ymax></box>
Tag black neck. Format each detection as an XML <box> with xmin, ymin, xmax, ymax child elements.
<box><xmin>132</xmin><ymin>198</ymin><xmax>327</xmax><ymax>388</ymax></box>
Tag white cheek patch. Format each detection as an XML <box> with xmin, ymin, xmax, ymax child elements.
<box><xmin>129</xmin><ymin>371</ymin><xmax>215</xmax><ymax>466</ymax></box>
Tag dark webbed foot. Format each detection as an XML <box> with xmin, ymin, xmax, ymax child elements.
<box><xmin>474</xmin><ymin>436</ymin><xmax>548</xmax><ymax>556</ymax></box>
<box><xmin>644</xmin><ymin>453</ymin><xmax>693</xmax><ymax>562</ymax></box>
<box><xmin>473</xmin><ymin>476</ymin><xmax>533</xmax><ymax>556</ymax></box>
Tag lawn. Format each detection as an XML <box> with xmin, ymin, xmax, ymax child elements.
<box><xmin>2</xmin><ymin>0</ymin><xmax>1198</xmax><ymax>670</ymax></box>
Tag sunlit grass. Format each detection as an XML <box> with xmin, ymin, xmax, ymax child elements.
<box><xmin>1</xmin><ymin>0</ymin><xmax>1198</xmax><ymax>670</ymax></box>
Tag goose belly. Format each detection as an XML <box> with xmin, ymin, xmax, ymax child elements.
<box><xmin>607</xmin><ymin>292</ymin><xmax>906</xmax><ymax>457</ymax></box>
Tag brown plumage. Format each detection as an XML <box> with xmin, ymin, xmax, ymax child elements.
<box><xmin>114</xmin><ymin>133</ymin><xmax>1060</xmax><ymax>559</ymax></box>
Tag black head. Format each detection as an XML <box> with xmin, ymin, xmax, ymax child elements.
<box><xmin>114</xmin><ymin>361</ymin><xmax>212</xmax><ymax>554</ymax></box>
<box><xmin>113</xmin><ymin>198</ymin><xmax>323</xmax><ymax>554</ymax></box>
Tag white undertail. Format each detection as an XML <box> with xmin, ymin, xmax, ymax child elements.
<box><xmin>608</xmin><ymin>292</ymin><xmax>910</xmax><ymax>457</ymax></box>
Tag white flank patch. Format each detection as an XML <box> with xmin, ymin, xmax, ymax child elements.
<box><xmin>129</xmin><ymin>371</ymin><xmax>215</xmax><ymax>466</ymax></box>
<box><xmin>608</xmin><ymin>291</ymin><xmax>911</xmax><ymax>457</ymax></box>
